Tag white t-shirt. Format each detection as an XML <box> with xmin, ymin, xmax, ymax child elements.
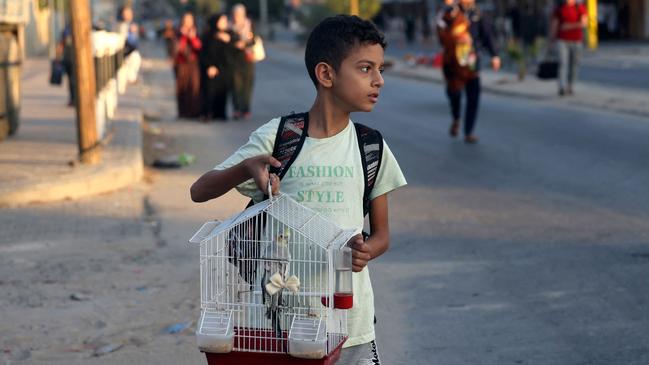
<box><xmin>216</xmin><ymin>117</ymin><xmax>407</xmax><ymax>347</ymax></box>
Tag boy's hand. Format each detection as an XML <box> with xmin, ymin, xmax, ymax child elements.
<box><xmin>243</xmin><ymin>155</ymin><xmax>281</xmax><ymax>196</ymax></box>
<box><xmin>348</xmin><ymin>234</ymin><xmax>371</xmax><ymax>272</ymax></box>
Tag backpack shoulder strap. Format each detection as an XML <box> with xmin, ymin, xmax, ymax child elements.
<box><xmin>270</xmin><ymin>112</ymin><xmax>309</xmax><ymax>179</ymax></box>
<box><xmin>354</xmin><ymin>122</ymin><xmax>383</xmax><ymax>217</ymax></box>
<box><xmin>246</xmin><ymin>112</ymin><xmax>308</xmax><ymax>208</ymax></box>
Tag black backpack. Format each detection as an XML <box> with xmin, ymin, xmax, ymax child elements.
<box><xmin>266</xmin><ymin>112</ymin><xmax>383</xmax><ymax>217</ymax></box>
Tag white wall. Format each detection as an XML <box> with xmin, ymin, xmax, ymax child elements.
<box><xmin>92</xmin><ymin>0</ymin><xmax>118</xmax><ymax>30</ymax></box>
<box><xmin>23</xmin><ymin>0</ymin><xmax>51</xmax><ymax>57</ymax></box>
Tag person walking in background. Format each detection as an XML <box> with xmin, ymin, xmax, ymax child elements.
<box><xmin>230</xmin><ymin>4</ymin><xmax>256</xmax><ymax>120</ymax></box>
<box><xmin>551</xmin><ymin>0</ymin><xmax>587</xmax><ymax>96</ymax></box>
<box><xmin>438</xmin><ymin>0</ymin><xmax>500</xmax><ymax>144</ymax></box>
<box><xmin>117</xmin><ymin>5</ymin><xmax>141</xmax><ymax>84</ymax></box>
<box><xmin>161</xmin><ymin>19</ymin><xmax>176</xmax><ymax>60</ymax></box>
<box><xmin>404</xmin><ymin>15</ymin><xmax>416</xmax><ymax>44</ymax></box>
<box><xmin>56</xmin><ymin>22</ymin><xmax>75</xmax><ymax>107</ymax></box>
<box><xmin>435</xmin><ymin>0</ymin><xmax>456</xmax><ymax>30</ymax></box>
<box><xmin>200</xmin><ymin>13</ymin><xmax>233</xmax><ymax>121</ymax></box>
<box><xmin>174</xmin><ymin>12</ymin><xmax>203</xmax><ymax>119</ymax></box>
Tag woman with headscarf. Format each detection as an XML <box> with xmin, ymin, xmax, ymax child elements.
<box><xmin>174</xmin><ymin>12</ymin><xmax>203</xmax><ymax>119</ymax></box>
<box><xmin>230</xmin><ymin>4</ymin><xmax>256</xmax><ymax>120</ymax></box>
<box><xmin>161</xmin><ymin>19</ymin><xmax>176</xmax><ymax>60</ymax></box>
<box><xmin>117</xmin><ymin>5</ymin><xmax>141</xmax><ymax>84</ymax></box>
<box><xmin>199</xmin><ymin>13</ymin><xmax>233</xmax><ymax>121</ymax></box>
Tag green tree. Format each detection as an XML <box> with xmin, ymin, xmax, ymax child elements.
<box><xmin>223</xmin><ymin>0</ymin><xmax>285</xmax><ymax>20</ymax></box>
<box><xmin>164</xmin><ymin>0</ymin><xmax>223</xmax><ymax>16</ymax></box>
<box><xmin>325</xmin><ymin>0</ymin><xmax>381</xmax><ymax>20</ymax></box>
<box><xmin>294</xmin><ymin>4</ymin><xmax>336</xmax><ymax>41</ymax></box>
<box><xmin>194</xmin><ymin>0</ymin><xmax>222</xmax><ymax>15</ymax></box>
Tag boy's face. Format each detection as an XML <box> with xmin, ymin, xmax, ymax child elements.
<box><xmin>330</xmin><ymin>43</ymin><xmax>385</xmax><ymax>113</ymax></box>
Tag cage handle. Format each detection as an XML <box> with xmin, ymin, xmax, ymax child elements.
<box><xmin>267</xmin><ymin>165</ymin><xmax>273</xmax><ymax>202</ymax></box>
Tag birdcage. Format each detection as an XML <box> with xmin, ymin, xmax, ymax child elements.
<box><xmin>189</xmin><ymin>192</ymin><xmax>356</xmax><ymax>364</ymax></box>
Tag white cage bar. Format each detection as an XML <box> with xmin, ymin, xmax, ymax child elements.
<box><xmin>192</xmin><ymin>194</ymin><xmax>355</xmax><ymax>359</ymax></box>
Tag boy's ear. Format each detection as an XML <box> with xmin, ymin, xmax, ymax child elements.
<box><xmin>314</xmin><ymin>62</ymin><xmax>334</xmax><ymax>88</ymax></box>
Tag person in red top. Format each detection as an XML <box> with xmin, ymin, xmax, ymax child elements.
<box><xmin>174</xmin><ymin>12</ymin><xmax>203</xmax><ymax>118</ymax></box>
<box><xmin>551</xmin><ymin>0</ymin><xmax>588</xmax><ymax>96</ymax></box>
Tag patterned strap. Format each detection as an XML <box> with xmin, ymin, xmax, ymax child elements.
<box><xmin>270</xmin><ymin>112</ymin><xmax>309</xmax><ymax>179</ymax></box>
<box><xmin>265</xmin><ymin>115</ymin><xmax>383</xmax><ymax>219</ymax></box>
<box><xmin>354</xmin><ymin>123</ymin><xmax>383</xmax><ymax>217</ymax></box>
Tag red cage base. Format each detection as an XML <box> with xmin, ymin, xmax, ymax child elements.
<box><xmin>203</xmin><ymin>329</ymin><xmax>346</xmax><ymax>365</ymax></box>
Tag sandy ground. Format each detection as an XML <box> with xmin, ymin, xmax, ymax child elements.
<box><xmin>0</xmin><ymin>51</ymin><xmax>244</xmax><ymax>365</ymax></box>
<box><xmin>5</xmin><ymin>38</ymin><xmax>649</xmax><ymax>365</ymax></box>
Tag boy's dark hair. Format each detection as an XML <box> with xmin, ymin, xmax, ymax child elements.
<box><xmin>305</xmin><ymin>15</ymin><xmax>387</xmax><ymax>87</ymax></box>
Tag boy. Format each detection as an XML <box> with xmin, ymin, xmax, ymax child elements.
<box><xmin>190</xmin><ymin>15</ymin><xmax>406</xmax><ymax>364</ymax></box>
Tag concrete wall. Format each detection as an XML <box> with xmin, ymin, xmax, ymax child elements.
<box><xmin>22</xmin><ymin>0</ymin><xmax>133</xmax><ymax>58</ymax></box>
<box><xmin>92</xmin><ymin>0</ymin><xmax>118</xmax><ymax>30</ymax></box>
<box><xmin>627</xmin><ymin>0</ymin><xmax>646</xmax><ymax>38</ymax></box>
<box><xmin>490</xmin><ymin>0</ymin><xmax>649</xmax><ymax>40</ymax></box>
<box><xmin>23</xmin><ymin>0</ymin><xmax>51</xmax><ymax>57</ymax></box>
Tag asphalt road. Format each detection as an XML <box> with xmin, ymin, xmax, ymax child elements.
<box><xmin>2</xmin><ymin>41</ymin><xmax>648</xmax><ymax>364</ymax></box>
<box><xmin>578</xmin><ymin>63</ymin><xmax>649</xmax><ymax>92</ymax></box>
<box><xmin>383</xmin><ymin>38</ymin><xmax>649</xmax><ymax>92</ymax></box>
<box><xmin>261</xmin><ymin>43</ymin><xmax>649</xmax><ymax>365</ymax></box>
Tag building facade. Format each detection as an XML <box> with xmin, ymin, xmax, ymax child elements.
<box><xmin>22</xmin><ymin>0</ymin><xmax>51</xmax><ymax>57</ymax></box>
<box><xmin>490</xmin><ymin>0</ymin><xmax>648</xmax><ymax>40</ymax></box>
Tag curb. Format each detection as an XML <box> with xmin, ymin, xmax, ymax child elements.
<box><xmin>385</xmin><ymin>56</ymin><xmax>649</xmax><ymax>118</ymax></box>
<box><xmin>0</xmin><ymin>86</ymin><xmax>143</xmax><ymax>208</ymax></box>
<box><xmin>386</xmin><ymin>60</ymin><xmax>555</xmax><ymax>100</ymax></box>
<box><xmin>267</xmin><ymin>41</ymin><xmax>649</xmax><ymax>117</ymax></box>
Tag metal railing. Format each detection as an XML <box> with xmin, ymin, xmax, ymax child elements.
<box><xmin>92</xmin><ymin>30</ymin><xmax>129</xmax><ymax>139</ymax></box>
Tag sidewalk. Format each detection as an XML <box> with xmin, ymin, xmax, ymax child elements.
<box><xmin>381</xmin><ymin>33</ymin><xmax>649</xmax><ymax>117</ymax></box>
<box><xmin>0</xmin><ymin>59</ymin><xmax>143</xmax><ymax>207</ymax></box>
<box><xmin>388</xmin><ymin>58</ymin><xmax>649</xmax><ymax>118</ymax></box>
<box><xmin>268</xmin><ymin>26</ymin><xmax>649</xmax><ymax>117</ymax></box>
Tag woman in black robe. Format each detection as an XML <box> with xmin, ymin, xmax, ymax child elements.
<box><xmin>174</xmin><ymin>12</ymin><xmax>202</xmax><ymax>119</ymax></box>
<box><xmin>199</xmin><ymin>13</ymin><xmax>233</xmax><ymax>121</ymax></box>
<box><xmin>230</xmin><ymin>4</ymin><xmax>256</xmax><ymax>120</ymax></box>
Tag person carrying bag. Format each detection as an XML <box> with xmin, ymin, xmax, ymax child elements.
<box><xmin>49</xmin><ymin>59</ymin><xmax>64</xmax><ymax>86</ymax></box>
<box><xmin>536</xmin><ymin>44</ymin><xmax>559</xmax><ymax>80</ymax></box>
<box><xmin>245</xmin><ymin>35</ymin><xmax>265</xmax><ymax>63</ymax></box>
<box><xmin>550</xmin><ymin>0</ymin><xmax>588</xmax><ymax>95</ymax></box>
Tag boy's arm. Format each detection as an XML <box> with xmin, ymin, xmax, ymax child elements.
<box><xmin>190</xmin><ymin>155</ymin><xmax>280</xmax><ymax>202</ymax></box>
<box><xmin>350</xmin><ymin>194</ymin><xmax>390</xmax><ymax>272</ymax></box>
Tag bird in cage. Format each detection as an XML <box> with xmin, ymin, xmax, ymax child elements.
<box><xmin>261</xmin><ymin>227</ymin><xmax>300</xmax><ymax>337</ymax></box>
<box><xmin>227</xmin><ymin>215</ymin><xmax>266</xmax><ymax>289</ymax></box>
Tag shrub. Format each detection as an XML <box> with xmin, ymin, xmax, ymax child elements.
<box><xmin>325</xmin><ymin>0</ymin><xmax>381</xmax><ymax>20</ymax></box>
